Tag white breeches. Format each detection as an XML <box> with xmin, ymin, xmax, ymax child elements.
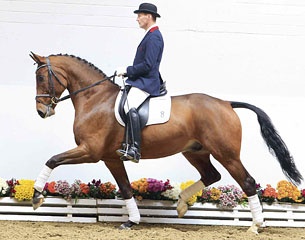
<box><xmin>124</xmin><ymin>86</ymin><xmax>150</xmax><ymax>113</ymax></box>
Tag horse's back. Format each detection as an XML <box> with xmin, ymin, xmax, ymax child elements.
<box><xmin>171</xmin><ymin>93</ymin><xmax>233</xmax><ymax>116</ymax></box>
<box><xmin>170</xmin><ymin>93</ymin><xmax>242</xmax><ymax>144</ymax></box>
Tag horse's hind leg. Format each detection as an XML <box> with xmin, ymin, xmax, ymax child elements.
<box><xmin>177</xmin><ymin>151</ymin><xmax>221</xmax><ymax>217</ymax></box>
<box><xmin>203</xmin><ymin>105</ymin><xmax>263</xmax><ymax>233</ymax></box>
<box><xmin>181</xmin><ymin>149</ymin><xmax>263</xmax><ymax>234</ymax></box>
<box><xmin>183</xmin><ymin>151</ymin><xmax>221</xmax><ymax>186</ymax></box>
<box><xmin>219</xmin><ymin>155</ymin><xmax>263</xmax><ymax>233</ymax></box>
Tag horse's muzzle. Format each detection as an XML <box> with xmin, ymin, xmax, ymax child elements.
<box><xmin>37</xmin><ymin>110</ymin><xmax>47</xmax><ymax>118</ymax></box>
<box><xmin>37</xmin><ymin>105</ymin><xmax>55</xmax><ymax>118</ymax></box>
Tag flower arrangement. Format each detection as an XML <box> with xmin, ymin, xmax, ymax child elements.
<box><xmin>198</xmin><ymin>187</ymin><xmax>222</xmax><ymax>204</ymax></box>
<box><xmin>87</xmin><ymin>179</ymin><xmax>102</xmax><ymax>198</ymax></box>
<box><xmin>161</xmin><ymin>183</ymin><xmax>181</xmax><ymax>201</ymax></box>
<box><xmin>54</xmin><ymin>180</ymin><xmax>71</xmax><ymax>199</ymax></box>
<box><xmin>14</xmin><ymin>180</ymin><xmax>35</xmax><ymax>201</ymax></box>
<box><xmin>1</xmin><ymin>178</ymin><xmax>19</xmax><ymax>198</ymax></box>
<box><xmin>131</xmin><ymin>178</ymin><xmax>172</xmax><ymax>201</ymax></box>
<box><xmin>45</xmin><ymin>181</ymin><xmax>57</xmax><ymax>196</ymax></box>
<box><xmin>218</xmin><ymin>185</ymin><xmax>245</xmax><ymax>208</ymax></box>
<box><xmin>0</xmin><ymin>177</ymin><xmax>304</xmax><ymax>208</ymax></box>
<box><xmin>46</xmin><ymin>179</ymin><xmax>117</xmax><ymax>200</ymax></box>
<box><xmin>261</xmin><ymin>184</ymin><xmax>277</xmax><ymax>204</ymax></box>
<box><xmin>0</xmin><ymin>178</ymin><xmax>9</xmax><ymax>196</ymax></box>
<box><xmin>198</xmin><ymin>185</ymin><xmax>246</xmax><ymax>208</ymax></box>
<box><xmin>130</xmin><ymin>178</ymin><xmax>148</xmax><ymax>200</ymax></box>
<box><xmin>70</xmin><ymin>180</ymin><xmax>90</xmax><ymax>199</ymax></box>
<box><xmin>276</xmin><ymin>180</ymin><xmax>302</xmax><ymax>203</ymax></box>
<box><xmin>98</xmin><ymin>182</ymin><xmax>116</xmax><ymax>199</ymax></box>
<box><xmin>0</xmin><ymin>179</ymin><xmax>117</xmax><ymax>201</ymax></box>
<box><xmin>0</xmin><ymin>178</ymin><xmax>9</xmax><ymax>197</ymax></box>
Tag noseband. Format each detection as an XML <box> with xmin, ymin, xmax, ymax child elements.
<box><xmin>35</xmin><ymin>57</ymin><xmax>116</xmax><ymax>109</ymax></box>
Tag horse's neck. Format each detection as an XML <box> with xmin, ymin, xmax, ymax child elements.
<box><xmin>58</xmin><ymin>57</ymin><xmax>119</xmax><ymax>114</ymax></box>
<box><xmin>66</xmin><ymin>72</ymin><xmax>118</xmax><ymax>111</ymax></box>
<box><xmin>66</xmin><ymin>68</ymin><xmax>104</xmax><ymax>93</ymax></box>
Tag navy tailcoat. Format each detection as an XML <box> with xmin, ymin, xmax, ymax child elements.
<box><xmin>126</xmin><ymin>26</ymin><xmax>164</xmax><ymax>96</ymax></box>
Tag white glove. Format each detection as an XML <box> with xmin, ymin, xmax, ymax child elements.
<box><xmin>115</xmin><ymin>67</ymin><xmax>127</xmax><ymax>77</ymax></box>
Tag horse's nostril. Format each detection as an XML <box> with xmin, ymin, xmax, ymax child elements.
<box><xmin>37</xmin><ymin>110</ymin><xmax>45</xmax><ymax>118</ymax></box>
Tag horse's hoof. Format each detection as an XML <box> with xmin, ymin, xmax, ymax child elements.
<box><xmin>247</xmin><ymin>222</ymin><xmax>262</xmax><ymax>235</ymax></box>
<box><xmin>32</xmin><ymin>190</ymin><xmax>45</xmax><ymax>210</ymax></box>
<box><xmin>176</xmin><ymin>198</ymin><xmax>188</xmax><ymax>218</ymax></box>
<box><xmin>118</xmin><ymin>220</ymin><xmax>137</xmax><ymax>230</ymax></box>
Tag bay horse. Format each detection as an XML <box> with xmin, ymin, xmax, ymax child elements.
<box><xmin>30</xmin><ymin>53</ymin><xmax>302</xmax><ymax>233</ymax></box>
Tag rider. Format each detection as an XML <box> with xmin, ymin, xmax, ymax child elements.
<box><xmin>116</xmin><ymin>3</ymin><xmax>164</xmax><ymax>163</ymax></box>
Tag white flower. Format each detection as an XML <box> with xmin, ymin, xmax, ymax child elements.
<box><xmin>0</xmin><ymin>177</ymin><xmax>9</xmax><ymax>195</ymax></box>
<box><xmin>161</xmin><ymin>183</ymin><xmax>181</xmax><ymax>200</ymax></box>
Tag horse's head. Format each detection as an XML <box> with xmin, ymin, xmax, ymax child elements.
<box><xmin>30</xmin><ymin>52</ymin><xmax>68</xmax><ymax>118</ymax></box>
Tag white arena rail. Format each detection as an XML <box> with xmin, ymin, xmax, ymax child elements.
<box><xmin>0</xmin><ymin>197</ymin><xmax>304</xmax><ymax>227</ymax></box>
<box><xmin>0</xmin><ymin>197</ymin><xmax>97</xmax><ymax>223</ymax></box>
<box><xmin>96</xmin><ymin>199</ymin><xmax>305</xmax><ymax>227</ymax></box>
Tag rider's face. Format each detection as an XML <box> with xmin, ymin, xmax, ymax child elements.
<box><xmin>136</xmin><ymin>13</ymin><xmax>151</xmax><ymax>30</ymax></box>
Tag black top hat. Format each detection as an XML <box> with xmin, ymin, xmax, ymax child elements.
<box><xmin>134</xmin><ymin>3</ymin><xmax>161</xmax><ymax>18</ymax></box>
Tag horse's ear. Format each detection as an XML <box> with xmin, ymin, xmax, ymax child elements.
<box><xmin>30</xmin><ymin>52</ymin><xmax>44</xmax><ymax>65</ymax></box>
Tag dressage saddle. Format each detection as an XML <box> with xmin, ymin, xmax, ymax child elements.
<box><xmin>118</xmin><ymin>81</ymin><xmax>167</xmax><ymax>129</ymax></box>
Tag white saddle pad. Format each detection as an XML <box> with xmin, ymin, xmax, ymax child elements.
<box><xmin>114</xmin><ymin>91</ymin><xmax>171</xmax><ymax>127</ymax></box>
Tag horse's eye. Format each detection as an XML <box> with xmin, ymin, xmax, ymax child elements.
<box><xmin>37</xmin><ymin>75</ymin><xmax>44</xmax><ymax>83</ymax></box>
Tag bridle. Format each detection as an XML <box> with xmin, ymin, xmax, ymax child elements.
<box><xmin>35</xmin><ymin>57</ymin><xmax>66</xmax><ymax>108</ymax></box>
<box><xmin>35</xmin><ymin>57</ymin><xmax>116</xmax><ymax>111</ymax></box>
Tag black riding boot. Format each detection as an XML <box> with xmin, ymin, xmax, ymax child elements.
<box><xmin>116</xmin><ymin>108</ymin><xmax>141</xmax><ymax>163</ymax></box>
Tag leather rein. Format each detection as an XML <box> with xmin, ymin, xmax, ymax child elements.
<box><xmin>35</xmin><ymin>57</ymin><xmax>116</xmax><ymax>107</ymax></box>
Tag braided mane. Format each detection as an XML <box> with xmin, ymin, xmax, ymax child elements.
<box><xmin>50</xmin><ymin>53</ymin><xmax>106</xmax><ymax>76</ymax></box>
<box><xmin>47</xmin><ymin>53</ymin><xmax>120</xmax><ymax>88</ymax></box>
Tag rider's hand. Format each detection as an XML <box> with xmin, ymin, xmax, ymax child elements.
<box><xmin>115</xmin><ymin>67</ymin><xmax>127</xmax><ymax>77</ymax></box>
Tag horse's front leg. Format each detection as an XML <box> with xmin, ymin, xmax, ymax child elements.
<box><xmin>104</xmin><ymin>160</ymin><xmax>140</xmax><ymax>229</ymax></box>
<box><xmin>32</xmin><ymin>145</ymin><xmax>94</xmax><ymax>210</ymax></box>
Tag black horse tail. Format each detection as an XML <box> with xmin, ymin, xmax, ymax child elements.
<box><xmin>230</xmin><ymin>101</ymin><xmax>303</xmax><ymax>186</ymax></box>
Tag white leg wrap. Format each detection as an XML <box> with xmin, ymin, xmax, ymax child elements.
<box><xmin>34</xmin><ymin>165</ymin><xmax>52</xmax><ymax>192</ymax></box>
<box><xmin>179</xmin><ymin>180</ymin><xmax>205</xmax><ymax>201</ymax></box>
<box><xmin>248</xmin><ymin>194</ymin><xmax>264</xmax><ymax>226</ymax></box>
<box><xmin>125</xmin><ymin>197</ymin><xmax>140</xmax><ymax>224</ymax></box>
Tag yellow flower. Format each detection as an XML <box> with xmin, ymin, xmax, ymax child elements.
<box><xmin>210</xmin><ymin>187</ymin><xmax>222</xmax><ymax>201</ymax></box>
<box><xmin>187</xmin><ymin>195</ymin><xmax>198</xmax><ymax>205</ymax></box>
<box><xmin>131</xmin><ymin>178</ymin><xmax>148</xmax><ymax>193</ymax></box>
<box><xmin>14</xmin><ymin>180</ymin><xmax>35</xmax><ymax>201</ymax></box>
<box><xmin>276</xmin><ymin>180</ymin><xmax>301</xmax><ymax>201</ymax></box>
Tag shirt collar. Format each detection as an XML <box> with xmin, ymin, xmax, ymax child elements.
<box><xmin>145</xmin><ymin>24</ymin><xmax>158</xmax><ymax>35</ymax></box>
